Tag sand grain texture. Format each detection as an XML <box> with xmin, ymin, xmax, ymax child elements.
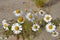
<box><xmin>0</xmin><ymin>0</ymin><xmax>60</xmax><ymax>40</ymax></box>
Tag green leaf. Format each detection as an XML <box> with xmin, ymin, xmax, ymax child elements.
<box><xmin>32</xmin><ymin>0</ymin><xmax>47</xmax><ymax>7</ymax></box>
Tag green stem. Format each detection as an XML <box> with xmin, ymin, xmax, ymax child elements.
<box><xmin>16</xmin><ymin>35</ymin><xmax>19</xmax><ymax>40</ymax></box>
<box><xmin>22</xmin><ymin>28</ymin><xmax>25</xmax><ymax>40</ymax></box>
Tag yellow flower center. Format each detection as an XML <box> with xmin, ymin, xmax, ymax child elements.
<box><xmin>17</xmin><ymin>17</ymin><xmax>23</xmax><ymax>22</ymax></box>
<box><xmin>16</xmin><ymin>10</ymin><xmax>20</xmax><ymax>14</ymax></box>
<box><xmin>46</xmin><ymin>16</ymin><xmax>50</xmax><ymax>20</ymax></box>
<box><xmin>48</xmin><ymin>25</ymin><xmax>53</xmax><ymax>29</ymax></box>
<box><xmin>14</xmin><ymin>26</ymin><xmax>19</xmax><ymax>30</ymax></box>
<box><xmin>3</xmin><ymin>24</ymin><xmax>7</xmax><ymax>28</ymax></box>
<box><xmin>34</xmin><ymin>26</ymin><xmax>37</xmax><ymax>29</ymax></box>
<box><xmin>29</xmin><ymin>14</ymin><xmax>32</xmax><ymax>19</ymax></box>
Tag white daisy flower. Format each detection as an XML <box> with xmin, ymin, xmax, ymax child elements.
<box><xmin>25</xmin><ymin>13</ymin><xmax>35</xmax><ymax>22</ymax></box>
<box><xmin>32</xmin><ymin>24</ymin><xmax>40</xmax><ymax>32</ymax></box>
<box><xmin>46</xmin><ymin>23</ymin><xmax>56</xmax><ymax>33</ymax></box>
<box><xmin>2</xmin><ymin>20</ymin><xmax>9</xmax><ymax>30</ymax></box>
<box><xmin>39</xmin><ymin>10</ymin><xmax>46</xmax><ymax>16</ymax></box>
<box><xmin>52</xmin><ymin>31</ymin><xmax>59</xmax><ymax>37</ymax></box>
<box><xmin>2</xmin><ymin>19</ymin><xmax>7</xmax><ymax>24</ymax></box>
<box><xmin>11</xmin><ymin>23</ymin><xmax>22</xmax><ymax>34</ymax></box>
<box><xmin>13</xmin><ymin>10</ymin><xmax>23</xmax><ymax>17</ymax></box>
<box><xmin>17</xmin><ymin>17</ymin><xmax>24</xmax><ymax>24</ymax></box>
<box><xmin>44</xmin><ymin>14</ymin><xmax>52</xmax><ymax>23</ymax></box>
<box><xmin>3</xmin><ymin>23</ymin><xmax>9</xmax><ymax>30</ymax></box>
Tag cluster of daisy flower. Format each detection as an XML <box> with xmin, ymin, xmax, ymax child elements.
<box><xmin>2</xmin><ymin>9</ymin><xmax>59</xmax><ymax>38</ymax></box>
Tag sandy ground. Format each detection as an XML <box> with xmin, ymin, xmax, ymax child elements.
<box><xmin>0</xmin><ymin>0</ymin><xmax>60</xmax><ymax>40</ymax></box>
